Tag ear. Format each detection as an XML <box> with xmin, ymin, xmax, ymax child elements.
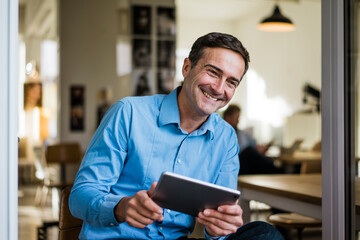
<box><xmin>182</xmin><ymin>58</ymin><xmax>192</xmax><ymax>78</ymax></box>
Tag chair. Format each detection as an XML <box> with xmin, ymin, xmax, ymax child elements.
<box><xmin>35</xmin><ymin>142</ymin><xmax>82</xmax><ymax>206</ymax></box>
<box><xmin>58</xmin><ymin>186</ymin><xmax>83</xmax><ymax>240</ymax></box>
<box><xmin>36</xmin><ymin>143</ymin><xmax>82</xmax><ymax>240</ymax></box>
<box><xmin>267</xmin><ymin>213</ymin><xmax>321</xmax><ymax>240</ymax></box>
<box><xmin>267</xmin><ymin>154</ymin><xmax>322</xmax><ymax>240</ymax></box>
<box><xmin>300</xmin><ymin>141</ymin><xmax>321</xmax><ymax>174</ymax></box>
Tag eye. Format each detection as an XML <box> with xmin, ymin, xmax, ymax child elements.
<box><xmin>227</xmin><ymin>79</ymin><xmax>239</xmax><ymax>88</ymax></box>
<box><xmin>206</xmin><ymin>67</ymin><xmax>219</xmax><ymax>78</ymax></box>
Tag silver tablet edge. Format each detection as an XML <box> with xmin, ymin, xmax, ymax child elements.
<box><xmin>160</xmin><ymin>171</ymin><xmax>241</xmax><ymax>196</ymax></box>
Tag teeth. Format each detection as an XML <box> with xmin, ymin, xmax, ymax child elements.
<box><xmin>203</xmin><ymin>91</ymin><xmax>217</xmax><ymax>101</ymax></box>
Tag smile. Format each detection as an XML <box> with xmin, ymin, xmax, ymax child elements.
<box><xmin>202</xmin><ymin>90</ymin><xmax>218</xmax><ymax>101</ymax></box>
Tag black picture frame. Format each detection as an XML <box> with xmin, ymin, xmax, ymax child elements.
<box><xmin>132</xmin><ymin>6</ymin><xmax>151</xmax><ymax>35</ymax></box>
<box><xmin>70</xmin><ymin>85</ymin><xmax>85</xmax><ymax>131</ymax></box>
<box><xmin>157</xmin><ymin>40</ymin><xmax>175</xmax><ymax>68</ymax></box>
<box><xmin>157</xmin><ymin>7</ymin><xmax>175</xmax><ymax>36</ymax></box>
<box><xmin>157</xmin><ymin>70</ymin><xmax>175</xmax><ymax>94</ymax></box>
<box><xmin>133</xmin><ymin>39</ymin><xmax>152</xmax><ymax>67</ymax></box>
<box><xmin>132</xmin><ymin>69</ymin><xmax>153</xmax><ymax>96</ymax></box>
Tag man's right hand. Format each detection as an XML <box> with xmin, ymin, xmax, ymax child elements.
<box><xmin>114</xmin><ymin>182</ymin><xmax>164</xmax><ymax>228</ymax></box>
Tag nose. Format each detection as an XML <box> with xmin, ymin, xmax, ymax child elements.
<box><xmin>211</xmin><ymin>78</ymin><xmax>226</xmax><ymax>94</ymax></box>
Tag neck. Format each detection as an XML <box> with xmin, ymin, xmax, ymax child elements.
<box><xmin>177</xmin><ymin>89</ymin><xmax>209</xmax><ymax>134</ymax></box>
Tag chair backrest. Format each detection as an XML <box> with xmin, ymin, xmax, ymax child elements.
<box><xmin>59</xmin><ymin>186</ymin><xmax>83</xmax><ymax>240</ymax></box>
<box><xmin>311</xmin><ymin>141</ymin><xmax>321</xmax><ymax>152</ymax></box>
<box><xmin>300</xmin><ymin>161</ymin><xmax>321</xmax><ymax>174</ymax></box>
<box><xmin>46</xmin><ymin>142</ymin><xmax>82</xmax><ymax>164</ymax></box>
<box><xmin>300</xmin><ymin>141</ymin><xmax>322</xmax><ymax>174</ymax></box>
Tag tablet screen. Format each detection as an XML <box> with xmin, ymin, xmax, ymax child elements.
<box><xmin>151</xmin><ymin>172</ymin><xmax>240</xmax><ymax>216</ymax></box>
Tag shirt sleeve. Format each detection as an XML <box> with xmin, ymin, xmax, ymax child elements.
<box><xmin>69</xmin><ymin>100</ymin><xmax>131</xmax><ymax>227</ymax></box>
<box><xmin>215</xmin><ymin>128</ymin><xmax>240</xmax><ymax>190</ymax></box>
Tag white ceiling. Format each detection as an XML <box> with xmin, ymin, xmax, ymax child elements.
<box><xmin>175</xmin><ymin>0</ymin><xmax>307</xmax><ymax>20</ymax></box>
<box><xmin>176</xmin><ymin>0</ymin><xmax>263</xmax><ymax>20</ymax></box>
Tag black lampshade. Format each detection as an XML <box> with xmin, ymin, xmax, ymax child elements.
<box><xmin>258</xmin><ymin>5</ymin><xmax>295</xmax><ymax>32</ymax></box>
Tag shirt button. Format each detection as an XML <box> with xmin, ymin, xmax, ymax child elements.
<box><xmin>167</xmin><ymin>209</ymin><xmax>171</xmax><ymax>213</ymax></box>
<box><xmin>159</xmin><ymin>226</ymin><xmax>163</xmax><ymax>230</ymax></box>
<box><xmin>178</xmin><ymin>159</ymin><xmax>181</xmax><ymax>163</ymax></box>
<box><xmin>110</xmin><ymin>223</ymin><xmax>114</xmax><ymax>226</ymax></box>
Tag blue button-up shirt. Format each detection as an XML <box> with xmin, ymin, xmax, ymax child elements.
<box><xmin>69</xmin><ymin>87</ymin><xmax>240</xmax><ymax>240</ymax></box>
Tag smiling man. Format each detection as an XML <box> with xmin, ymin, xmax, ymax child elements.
<box><xmin>69</xmin><ymin>32</ymin><xmax>283</xmax><ymax>240</ymax></box>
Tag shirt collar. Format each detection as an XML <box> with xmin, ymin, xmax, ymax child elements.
<box><xmin>159</xmin><ymin>87</ymin><xmax>215</xmax><ymax>139</ymax></box>
<box><xmin>159</xmin><ymin>87</ymin><xmax>181</xmax><ymax>127</ymax></box>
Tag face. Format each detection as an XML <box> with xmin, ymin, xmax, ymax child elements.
<box><xmin>180</xmin><ymin>47</ymin><xmax>245</xmax><ymax>118</ymax></box>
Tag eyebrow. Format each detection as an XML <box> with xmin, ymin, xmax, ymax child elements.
<box><xmin>204</xmin><ymin>64</ymin><xmax>241</xmax><ymax>85</ymax></box>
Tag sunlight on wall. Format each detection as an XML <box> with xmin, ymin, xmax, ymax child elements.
<box><xmin>116</xmin><ymin>41</ymin><xmax>132</xmax><ymax>77</ymax></box>
<box><xmin>246</xmin><ymin>69</ymin><xmax>292</xmax><ymax>128</ymax></box>
<box><xmin>40</xmin><ymin>40</ymin><xmax>58</xmax><ymax>81</ymax></box>
<box><xmin>175</xmin><ymin>48</ymin><xmax>190</xmax><ymax>82</ymax></box>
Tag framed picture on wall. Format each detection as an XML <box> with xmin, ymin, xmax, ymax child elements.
<box><xmin>70</xmin><ymin>85</ymin><xmax>85</xmax><ymax>131</ymax></box>
<box><xmin>157</xmin><ymin>70</ymin><xmax>175</xmax><ymax>94</ymax></box>
<box><xmin>132</xmin><ymin>6</ymin><xmax>151</xmax><ymax>35</ymax></box>
<box><xmin>157</xmin><ymin>7</ymin><xmax>175</xmax><ymax>36</ymax></box>
<box><xmin>132</xmin><ymin>69</ymin><xmax>153</xmax><ymax>96</ymax></box>
<box><xmin>133</xmin><ymin>39</ymin><xmax>151</xmax><ymax>67</ymax></box>
<box><xmin>23</xmin><ymin>82</ymin><xmax>42</xmax><ymax>111</ymax></box>
<box><xmin>157</xmin><ymin>40</ymin><xmax>175</xmax><ymax>68</ymax></box>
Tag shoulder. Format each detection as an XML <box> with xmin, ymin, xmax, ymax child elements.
<box><xmin>211</xmin><ymin>113</ymin><xmax>237</xmax><ymax>140</ymax></box>
<box><xmin>112</xmin><ymin>94</ymin><xmax>167</xmax><ymax>113</ymax></box>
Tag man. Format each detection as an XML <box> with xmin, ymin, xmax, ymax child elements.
<box><xmin>69</xmin><ymin>32</ymin><xmax>283</xmax><ymax>239</ymax></box>
<box><xmin>223</xmin><ymin>104</ymin><xmax>283</xmax><ymax>175</ymax></box>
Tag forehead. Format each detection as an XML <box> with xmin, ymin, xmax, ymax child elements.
<box><xmin>199</xmin><ymin>47</ymin><xmax>245</xmax><ymax>77</ymax></box>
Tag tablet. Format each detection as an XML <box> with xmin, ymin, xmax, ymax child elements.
<box><xmin>151</xmin><ymin>172</ymin><xmax>240</xmax><ymax>216</ymax></box>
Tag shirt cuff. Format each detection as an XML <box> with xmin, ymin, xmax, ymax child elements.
<box><xmin>204</xmin><ymin>229</ymin><xmax>228</xmax><ymax>240</ymax></box>
<box><xmin>99</xmin><ymin>194</ymin><xmax>123</xmax><ymax>227</ymax></box>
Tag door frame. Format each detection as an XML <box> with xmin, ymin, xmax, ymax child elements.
<box><xmin>0</xmin><ymin>0</ymin><xmax>19</xmax><ymax>239</ymax></box>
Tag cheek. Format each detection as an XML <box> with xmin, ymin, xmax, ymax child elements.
<box><xmin>192</xmin><ymin>71</ymin><xmax>212</xmax><ymax>85</ymax></box>
<box><xmin>224</xmin><ymin>88</ymin><xmax>235</xmax><ymax>100</ymax></box>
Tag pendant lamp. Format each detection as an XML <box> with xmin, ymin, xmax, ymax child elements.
<box><xmin>258</xmin><ymin>5</ymin><xmax>295</xmax><ymax>32</ymax></box>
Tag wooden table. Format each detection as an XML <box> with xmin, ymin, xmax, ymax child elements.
<box><xmin>238</xmin><ymin>174</ymin><xmax>360</xmax><ymax>229</ymax></box>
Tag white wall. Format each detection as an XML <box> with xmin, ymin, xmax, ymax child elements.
<box><xmin>233</xmin><ymin>1</ymin><xmax>321</xmax><ymax>110</ymax></box>
<box><xmin>235</xmin><ymin>1</ymin><xmax>321</xmax><ymax>144</ymax></box>
<box><xmin>60</xmin><ymin>0</ymin><xmax>118</xmax><ymax>150</ymax></box>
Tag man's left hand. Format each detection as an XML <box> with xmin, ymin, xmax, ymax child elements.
<box><xmin>197</xmin><ymin>201</ymin><xmax>243</xmax><ymax>237</ymax></box>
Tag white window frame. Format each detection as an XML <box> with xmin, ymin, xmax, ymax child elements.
<box><xmin>0</xmin><ymin>0</ymin><xmax>19</xmax><ymax>239</ymax></box>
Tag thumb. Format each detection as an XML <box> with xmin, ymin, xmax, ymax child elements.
<box><xmin>147</xmin><ymin>181</ymin><xmax>158</xmax><ymax>197</ymax></box>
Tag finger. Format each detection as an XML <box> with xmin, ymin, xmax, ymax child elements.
<box><xmin>197</xmin><ymin>216</ymin><xmax>236</xmax><ymax>237</ymax></box>
<box><xmin>128</xmin><ymin>193</ymin><xmax>163</xmax><ymax>221</ymax></box>
<box><xmin>198</xmin><ymin>208</ymin><xmax>243</xmax><ymax>230</ymax></box>
<box><xmin>126</xmin><ymin>207</ymin><xmax>158</xmax><ymax>228</ymax></box>
<box><xmin>135</xmin><ymin>190</ymin><xmax>163</xmax><ymax>214</ymax></box>
<box><xmin>217</xmin><ymin>203</ymin><xmax>242</xmax><ymax>215</ymax></box>
<box><xmin>198</xmin><ymin>212</ymin><xmax>238</xmax><ymax>232</ymax></box>
<box><xmin>147</xmin><ymin>182</ymin><xmax>158</xmax><ymax>197</ymax></box>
